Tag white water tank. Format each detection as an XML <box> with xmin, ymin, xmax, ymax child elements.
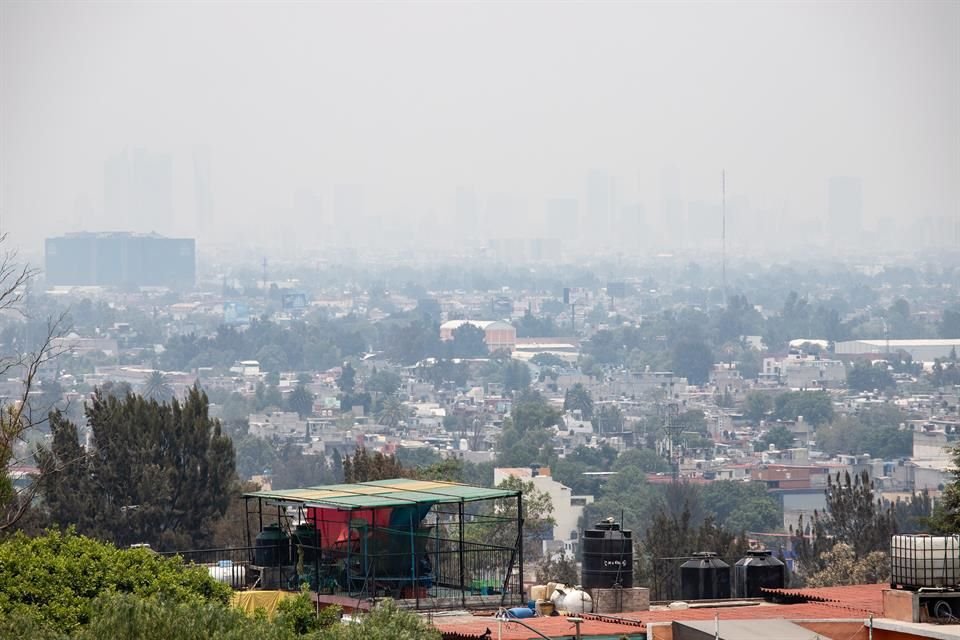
<box><xmin>891</xmin><ymin>535</ymin><xmax>960</xmax><ymax>589</ymax></box>
<box><xmin>560</xmin><ymin>586</ymin><xmax>593</xmax><ymax>614</ymax></box>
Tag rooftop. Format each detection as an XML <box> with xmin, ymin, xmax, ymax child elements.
<box><xmin>244</xmin><ymin>477</ymin><xmax>519</xmax><ymax>510</ymax></box>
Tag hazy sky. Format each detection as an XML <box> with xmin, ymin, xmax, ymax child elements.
<box><xmin>1</xmin><ymin>1</ymin><xmax>958</xmax><ymax>254</ymax></box>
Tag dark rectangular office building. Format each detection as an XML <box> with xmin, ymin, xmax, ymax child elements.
<box><xmin>45</xmin><ymin>232</ymin><xmax>195</xmax><ymax>289</ymax></box>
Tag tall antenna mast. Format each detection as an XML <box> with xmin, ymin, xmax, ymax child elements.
<box><xmin>722</xmin><ymin>170</ymin><xmax>727</xmax><ymax>307</ymax></box>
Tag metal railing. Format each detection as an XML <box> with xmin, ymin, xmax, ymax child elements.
<box><xmin>165</xmin><ymin>538</ymin><xmax>521</xmax><ymax>606</ymax></box>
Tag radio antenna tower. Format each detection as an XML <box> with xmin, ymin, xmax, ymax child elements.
<box><xmin>722</xmin><ymin>170</ymin><xmax>727</xmax><ymax>307</ymax></box>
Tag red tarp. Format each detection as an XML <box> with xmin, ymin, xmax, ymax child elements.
<box><xmin>307</xmin><ymin>507</ymin><xmax>392</xmax><ymax>549</ymax></box>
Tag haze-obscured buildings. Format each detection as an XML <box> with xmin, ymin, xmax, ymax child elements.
<box><xmin>45</xmin><ymin>232</ymin><xmax>195</xmax><ymax>288</ymax></box>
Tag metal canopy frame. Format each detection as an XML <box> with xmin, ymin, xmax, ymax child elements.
<box><xmin>241</xmin><ymin>478</ymin><xmax>525</xmax><ymax>609</ymax></box>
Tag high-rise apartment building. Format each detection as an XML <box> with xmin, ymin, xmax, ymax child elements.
<box><xmin>104</xmin><ymin>148</ymin><xmax>174</xmax><ymax>234</ymax></box>
<box><xmin>45</xmin><ymin>232</ymin><xmax>195</xmax><ymax>288</ymax></box>
<box><xmin>828</xmin><ymin>176</ymin><xmax>863</xmax><ymax>237</ymax></box>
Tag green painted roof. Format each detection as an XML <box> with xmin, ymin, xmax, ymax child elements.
<box><xmin>244</xmin><ymin>477</ymin><xmax>519</xmax><ymax>509</ymax></box>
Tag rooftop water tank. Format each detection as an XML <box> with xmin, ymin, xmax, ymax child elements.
<box><xmin>581</xmin><ymin>519</ymin><xmax>633</xmax><ymax>589</ymax></box>
<box><xmin>733</xmin><ymin>550</ymin><xmax>784</xmax><ymax>598</ymax></box>
<box><xmin>255</xmin><ymin>523</ymin><xmax>290</xmax><ymax>567</ymax></box>
<box><xmin>891</xmin><ymin>535</ymin><xmax>960</xmax><ymax>590</ymax></box>
<box><xmin>681</xmin><ymin>552</ymin><xmax>731</xmax><ymax>600</ymax></box>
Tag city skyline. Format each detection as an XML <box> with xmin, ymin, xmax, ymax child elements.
<box><xmin>1</xmin><ymin>1</ymin><xmax>958</xmax><ymax>255</ymax></box>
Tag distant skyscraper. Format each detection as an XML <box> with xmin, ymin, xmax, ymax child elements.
<box><xmin>333</xmin><ymin>184</ymin><xmax>364</xmax><ymax>245</ymax></box>
<box><xmin>192</xmin><ymin>148</ymin><xmax>214</xmax><ymax>235</ymax></box>
<box><xmin>545</xmin><ymin>198</ymin><xmax>578</xmax><ymax>238</ymax></box>
<box><xmin>617</xmin><ymin>203</ymin><xmax>644</xmax><ymax>249</ymax></box>
<box><xmin>828</xmin><ymin>176</ymin><xmax>863</xmax><ymax>237</ymax></box>
<box><xmin>455</xmin><ymin>186</ymin><xmax>479</xmax><ymax>238</ymax></box>
<box><xmin>586</xmin><ymin>170</ymin><xmax>615</xmax><ymax>246</ymax></box>
<box><xmin>104</xmin><ymin>147</ymin><xmax>173</xmax><ymax>234</ymax></box>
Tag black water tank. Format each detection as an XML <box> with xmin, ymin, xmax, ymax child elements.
<box><xmin>734</xmin><ymin>550</ymin><xmax>785</xmax><ymax>597</ymax></box>
<box><xmin>255</xmin><ymin>523</ymin><xmax>290</xmax><ymax>567</ymax></box>
<box><xmin>581</xmin><ymin>520</ymin><xmax>633</xmax><ymax>589</ymax></box>
<box><xmin>680</xmin><ymin>552</ymin><xmax>731</xmax><ymax>600</ymax></box>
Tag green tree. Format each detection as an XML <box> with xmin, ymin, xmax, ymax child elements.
<box><xmin>743</xmin><ymin>392</ymin><xmax>773</xmax><ymax>423</ymax></box>
<box><xmin>36</xmin><ymin>386</ymin><xmax>236</xmax><ymax>550</ymax></box>
<box><xmin>759</xmin><ymin>424</ymin><xmax>796</xmax><ymax>450</ymax></box>
<box><xmin>287</xmin><ymin>383</ymin><xmax>315</xmax><ymax>418</ymax></box>
<box><xmin>847</xmin><ymin>362</ymin><xmax>895</xmax><ymax>392</ymax></box>
<box><xmin>791</xmin><ymin>471</ymin><xmax>894</xmax><ymax>583</ymax></box>
<box><xmin>496</xmin><ymin>391</ymin><xmax>561</xmax><ymax>467</ymax></box>
<box><xmin>774</xmin><ymin>391</ymin><xmax>834</xmax><ymax>426</ymax></box>
<box><xmin>563</xmin><ymin>383</ymin><xmax>594</xmax><ymax>419</ymax></box>
<box><xmin>700</xmin><ymin>481</ymin><xmax>783</xmax><ymax>533</ymax></box>
<box><xmin>366</xmin><ymin>369</ymin><xmax>402</xmax><ymax>397</ymax></box>
<box><xmin>449</xmin><ymin>323</ymin><xmax>488</xmax><ymax>358</ymax></box>
<box><xmin>640</xmin><ymin>497</ymin><xmax>748</xmax><ymax>600</ymax></box>
<box><xmin>142</xmin><ymin>370</ymin><xmax>174</xmax><ymax>402</ymax></box>
<box><xmin>816</xmin><ymin>413</ymin><xmax>912</xmax><ymax>460</ymax></box>
<box><xmin>342</xmin><ymin>446</ymin><xmax>404</xmax><ymax>483</ymax></box>
<box><xmin>337</xmin><ymin>363</ymin><xmax>356</xmax><ymax>394</ymax></box>
<box><xmin>376</xmin><ymin>396</ymin><xmax>409</xmax><ymax>428</ymax></box>
<box><xmin>614</xmin><ymin>448</ymin><xmax>671</xmax><ymax>474</ymax></box>
<box><xmin>931</xmin><ymin>442</ymin><xmax>960</xmax><ymax>533</ymax></box>
<box><xmin>0</xmin><ymin>529</ymin><xmax>231</xmax><ymax>635</ymax></box>
<box><xmin>593</xmin><ymin>404</ymin><xmax>625</xmax><ymax>434</ymax></box>
<box><xmin>271</xmin><ymin>444</ymin><xmax>341</xmax><ymax>490</ymax></box>
<box><xmin>502</xmin><ymin>360</ymin><xmax>532</xmax><ymax>393</ymax></box>
<box><xmin>671</xmin><ymin>340</ymin><xmax>714</xmax><ymax>386</ymax></box>
<box><xmin>466</xmin><ymin>476</ymin><xmax>554</xmax><ymax>562</ymax></box>
<box><xmin>940</xmin><ymin>308</ymin><xmax>960</xmax><ymax>339</ymax></box>
<box><xmin>233</xmin><ymin>433</ymin><xmax>278</xmax><ymax>480</ymax></box>
<box><xmin>804</xmin><ymin>543</ymin><xmax>889</xmax><ymax>587</ymax></box>
<box><xmin>514</xmin><ymin>310</ymin><xmax>558</xmax><ymax>338</ymax></box>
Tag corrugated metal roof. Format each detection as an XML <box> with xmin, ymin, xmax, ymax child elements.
<box><xmin>244</xmin><ymin>478</ymin><xmax>519</xmax><ymax>509</ymax></box>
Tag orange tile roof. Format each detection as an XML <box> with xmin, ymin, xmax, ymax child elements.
<box><xmin>761</xmin><ymin>583</ymin><xmax>886</xmax><ymax>615</ymax></box>
<box><xmin>433</xmin><ymin>597</ymin><xmax>878</xmax><ymax>638</ymax></box>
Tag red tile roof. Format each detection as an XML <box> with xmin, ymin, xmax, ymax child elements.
<box><xmin>433</xmin><ymin>599</ymin><xmax>877</xmax><ymax>638</ymax></box>
<box><xmin>761</xmin><ymin>583</ymin><xmax>887</xmax><ymax>615</ymax></box>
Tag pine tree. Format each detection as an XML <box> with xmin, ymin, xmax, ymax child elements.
<box><xmin>38</xmin><ymin>385</ymin><xmax>236</xmax><ymax>550</ymax></box>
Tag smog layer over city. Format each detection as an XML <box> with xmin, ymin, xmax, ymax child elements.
<box><xmin>0</xmin><ymin>2</ymin><xmax>959</xmax><ymax>639</ymax></box>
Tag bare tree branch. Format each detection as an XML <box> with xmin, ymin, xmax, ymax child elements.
<box><xmin>0</xmin><ymin>235</ymin><xmax>71</xmax><ymax>531</ymax></box>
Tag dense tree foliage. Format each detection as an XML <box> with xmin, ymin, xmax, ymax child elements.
<box><xmin>700</xmin><ymin>481</ymin><xmax>783</xmax><ymax>533</ymax></box>
<box><xmin>160</xmin><ymin>318</ymin><xmax>368</xmax><ymax>373</ymax></box>
<box><xmin>466</xmin><ymin>476</ymin><xmax>554</xmax><ymax>562</ymax></box>
<box><xmin>847</xmin><ymin>363</ymin><xmax>895</xmax><ymax>392</ymax></box>
<box><xmin>563</xmin><ymin>383</ymin><xmax>593</xmax><ymax>419</ymax></box>
<box><xmin>342</xmin><ymin>446</ymin><xmax>404</xmax><ymax>483</ymax></box>
<box><xmin>496</xmin><ymin>391</ymin><xmax>561</xmax><ymax>467</ymax></box>
<box><xmin>0</xmin><ymin>529</ymin><xmax>231</xmax><ymax>634</ymax></box>
<box><xmin>773</xmin><ymin>391</ymin><xmax>834</xmax><ymax>426</ymax></box>
<box><xmin>816</xmin><ymin>406</ymin><xmax>912</xmax><ymax>459</ymax></box>
<box><xmin>448</xmin><ymin>323</ymin><xmax>488</xmax><ymax>358</ymax></box>
<box><xmin>759</xmin><ymin>424</ymin><xmax>796</xmax><ymax>451</ymax></box>
<box><xmin>742</xmin><ymin>392</ymin><xmax>773</xmax><ymax>423</ymax></box>
<box><xmin>639</xmin><ymin>492</ymin><xmax>749</xmax><ymax>600</ymax></box>
<box><xmin>37</xmin><ymin>387</ymin><xmax>236</xmax><ymax>550</ymax></box>
<box><xmin>514</xmin><ymin>310</ymin><xmax>559</xmax><ymax>338</ymax></box>
<box><xmin>931</xmin><ymin>442</ymin><xmax>960</xmax><ymax>533</ymax></box>
<box><xmin>287</xmin><ymin>383</ymin><xmax>315</xmax><ymax>418</ymax></box>
<box><xmin>671</xmin><ymin>340</ymin><xmax>714</xmax><ymax>386</ymax></box>
<box><xmin>791</xmin><ymin>471</ymin><xmax>895</xmax><ymax>584</ymax></box>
